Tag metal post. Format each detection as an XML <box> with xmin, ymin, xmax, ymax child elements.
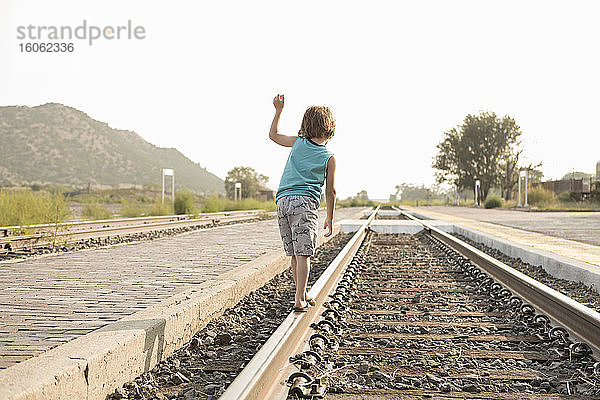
<box><xmin>161</xmin><ymin>170</ymin><xmax>165</xmax><ymax>204</ymax></box>
<box><xmin>234</xmin><ymin>182</ymin><xmax>241</xmax><ymax>201</ymax></box>
<box><xmin>162</xmin><ymin>169</ymin><xmax>174</xmax><ymax>205</ymax></box>
<box><xmin>517</xmin><ymin>175</ymin><xmax>522</xmax><ymax>207</ymax></box>
<box><xmin>474</xmin><ymin>179</ymin><xmax>480</xmax><ymax>206</ymax></box>
<box><xmin>455</xmin><ymin>185</ymin><xmax>460</xmax><ymax>206</ymax></box>
<box><xmin>524</xmin><ymin>170</ymin><xmax>528</xmax><ymax>207</ymax></box>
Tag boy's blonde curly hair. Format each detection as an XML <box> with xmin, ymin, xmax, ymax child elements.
<box><xmin>298</xmin><ymin>106</ymin><xmax>335</xmax><ymax>140</ymax></box>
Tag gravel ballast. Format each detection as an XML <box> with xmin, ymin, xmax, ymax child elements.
<box><xmin>454</xmin><ymin>233</ymin><xmax>600</xmax><ymax>313</ymax></box>
<box><xmin>1</xmin><ymin>216</ymin><xmax>275</xmax><ymax>261</ymax></box>
<box><xmin>108</xmin><ymin>233</ymin><xmax>353</xmax><ymax>400</ymax></box>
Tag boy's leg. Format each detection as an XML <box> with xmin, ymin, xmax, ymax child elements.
<box><xmin>286</xmin><ymin>195</ymin><xmax>319</xmax><ymax>308</ymax></box>
<box><xmin>290</xmin><ymin>255</ymin><xmax>297</xmax><ymax>286</ymax></box>
<box><xmin>295</xmin><ymin>255</ymin><xmax>310</xmax><ymax>308</ymax></box>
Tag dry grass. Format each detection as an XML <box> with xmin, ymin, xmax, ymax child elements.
<box><xmin>0</xmin><ymin>188</ymin><xmax>71</xmax><ymax>227</ymax></box>
<box><xmin>200</xmin><ymin>195</ymin><xmax>276</xmax><ymax>213</ymax></box>
<box><xmin>120</xmin><ymin>200</ymin><xmax>173</xmax><ymax>218</ymax></box>
<box><xmin>82</xmin><ymin>203</ymin><xmax>113</xmax><ymax>220</ymax></box>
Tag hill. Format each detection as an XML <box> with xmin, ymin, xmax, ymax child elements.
<box><xmin>0</xmin><ymin>103</ymin><xmax>224</xmax><ymax>194</ymax></box>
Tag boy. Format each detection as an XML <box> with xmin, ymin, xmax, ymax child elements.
<box><xmin>269</xmin><ymin>94</ymin><xmax>337</xmax><ymax>312</ymax></box>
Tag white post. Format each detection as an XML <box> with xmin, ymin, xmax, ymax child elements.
<box><xmin>162</xmin><ymin>169</ymin><xmax>174</xmax><ymax>205</ymax></box>
<box><xmin>455</xmin><ymin>185</ymin><xmax>460</xmax><ymax>206</ymax></box>
<box><xmin>518</xmin><ymin>170</ymin><xmax>527</xmax><ymax>207</ymax></box>
<box><xmin>172</xmin><ymin>172</ymin><xmax>175</xmax><ymax>208</ymax></box>
<box><xmin>161</xmin><ymin>170</ymin><xmax>165</xmax><ymax>204</ymax></box>
<box><xmin>524</xmin><ymin>170</ymin><xmax>528</xmax><ymax>207</ymax></box>
<box><xmin>517</xmin><ymin>174</ymin><xmax>522</xmax><ymax>207</ymax></box>
<box><xmin>234</xmin><ymin>182</ymin><xmax>242</xmax><ymax>201</ymax></box>
<box><xmin>474</xmin><ymin>179</ymin><xmax>480</xmax><ymax>206</ymax></box>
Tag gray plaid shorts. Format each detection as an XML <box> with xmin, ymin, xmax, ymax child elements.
<box><xmin>276</xmin><ymin>195</ymin><xmax>320</xmax><ymax>256</ymax></box>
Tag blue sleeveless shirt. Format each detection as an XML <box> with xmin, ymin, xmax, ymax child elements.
<box><xmin>276</xmin><ymin>137</ymin><xmax>333</xmax><ymax>203</ymax></box>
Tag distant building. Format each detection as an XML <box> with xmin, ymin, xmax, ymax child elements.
<box><xmin>533</xmin><ymin>178</ymin><xmax>591</xmax><ymax>201</ymax></box>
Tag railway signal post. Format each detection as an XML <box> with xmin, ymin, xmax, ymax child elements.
<box><xmin>162</xmin><ymin>168</ymin><xmax>175</xmax><ymax>206</ymax></box>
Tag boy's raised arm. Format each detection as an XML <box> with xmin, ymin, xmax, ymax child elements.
<box><xmin>324</xmin><ymin>156</ymin><xmax>337</xmax><ymax>237</ymax></box>
<box><xmin>269</xmin><ymin>94</ymin><xmax>297</xmax><ymax>147</ymax></box>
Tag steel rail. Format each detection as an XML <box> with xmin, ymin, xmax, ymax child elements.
<box><xmin>219</xmin><ymin>206</ymin><xmax>380</xmax><ymax>400</ymax></box>
<box><xmin>0</xmin><ymin>209</ymin><xmax>266</xmax><ymax>237</ymax></box>
<box><xmin>0</xmin><ymin>210</ymin><xmax>274</xmax><ymax>252</ymax></box>
<box><xmin>394</xmin><ymin>206</ymin><xmax>600</xmax><ymax>355</ymax></box>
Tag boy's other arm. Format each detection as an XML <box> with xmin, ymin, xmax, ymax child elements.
<box><xmin>269</xmin><ymin>94</ymin><xmax>297</xmax><ymax>147</ymax></box>
<box><xmin>324</xmin><ymin>156</ymin><xmax>337</xmax><ymax>237</ymax></box>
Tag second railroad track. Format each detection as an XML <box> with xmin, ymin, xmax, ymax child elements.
<box><xmin>219</xmin><ymin>207</ymin><xmax>600</xmax><ymax>399</ymax></box>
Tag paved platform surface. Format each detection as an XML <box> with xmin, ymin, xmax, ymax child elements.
<box><xmin>417</xmin><ymin>206</ymin><xmax>600</xmax><ymax>246</ymax></box>
<box><xmin>0</xmin><ymin>207</ymin><xmax>364</xmax><ymax>369</ymax></box>
<box><xmin>407</xmin><ymin>206</ymin><xmax>600</xmax><ymax>268</ymax></box>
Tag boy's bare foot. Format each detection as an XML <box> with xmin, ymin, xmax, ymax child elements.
<box><xmin>293</xmin><ymin>300</ymin><xmax>309</xmax><ymax>312</ymax></box>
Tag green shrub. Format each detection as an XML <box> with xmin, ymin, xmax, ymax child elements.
<box><xmin>200</xmin><ymin>195</ymin><xmax>276</xmax><ymax>213</ymax></box>
<box><xmin>337</xmin><ymin>198</ymin><xmax>376</xmax><ymax>208</ymax></box>
<box><xmin>136</xmin><ymin>195</ymin><xmax>152</xmax><ymax>203</ymax></box>
<box><xmin>120</xmin><ymin>201</ymin><xmax>144</xmax><ymax>218</ymax></box>
<box><xmin>527</xmin><ymin>187</ymin><xmax>556</xmax><ymax>207</ymax></box>
<box><xmin>558</xmin><ymin>191</ymin><xmax>573</xmax><ymax>202</ymax></box>
<box><xmin>226</xmin><ymin>197</ymin><xmax>276</xmax><ymax>212</ymax></box>
<box><xmin>120</xmin><ymin>200</ymin><xmax>173</xmax><ymax>217</ymax></box>
<box><xmin>72</xmin><ymin>194</ymin><xmax>117</xmax><ymax>204</ymax></box>
<box><xmin>484</xmin><ymin>196</ymin><xmax>502</xmax><ymax>209</ymax></box>
<box><xmin>82</xmin><ymin>203</ymin><xmax>112</xmax><ymax>220</ymax></box>
<box><xmin>0</xmin><ymin>188</ymin><xmax>71</xmax><ymax>227</ymax></box>
<box><xmin>201</xmin><ymin>195</ymin><xmax>226</xmax><ymax>213</ymax></box>
<box><xmin>147</xmin><ymin>201</ymin><xmax>172</xmax><ymax>216</ymax></box>
<box><xmin>174</xmin><ymin>190</ymin><xmax>198</xmax><ymax>215</ymax></box>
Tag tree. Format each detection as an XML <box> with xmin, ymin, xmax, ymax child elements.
<box><xmin>355</xmin><ymin>190</ymin><xmax>369</xmax><ymax>201</ymax></box>
<box><xmin>392</xmin><ymin>183</ymin><xmax>447</xmax><ymax>201</ymax></box>
<box><xmin>561</xmin><ymin>171</ymin><xmax>593</xmax><ymax>180</ymax></box>
<box><xmin>174</xmin><ymin>190</ymin><xmax>199</xmax><ymax>215</ymax></box>
<box><xmin>433</xmin><ymin>112</ymin><xmax>523</xmax><ymax>201</ymax></box>
<box><xmin>342</xmin><ymin>190</ymin><xmax>374</xmax><ymax>207</ymax></box>
<box><xmin>527</xmin><ymin>168</ymin><xmax>544</xmax><ymax>184</ymax></box>
<box><xmin>499</xmin><ymin>149</ymin><xmax>543</xmax><ymax>200</ymax></box>
<box><xmin>224</xmin><ymin>166</ymin><xmax>269</xmax><ymax>200</ymax></box>
<box><xmin>499</xmin><ymin>148</ymin><xmax>521</xmax><ymax>201</ymax></box>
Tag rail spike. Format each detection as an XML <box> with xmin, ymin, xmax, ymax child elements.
<box><xmin>290</xmin><ymin>350</ymin><xmax>322</xmax><ymax>370</ymax></box>
<box><xmin>287</xmin><ymin>372</ymin><xmax>315</xmax><ymax>398</ymax></box>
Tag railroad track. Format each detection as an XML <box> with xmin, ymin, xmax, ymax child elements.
<box><xmin>0</xmin><ymin>209</ymin><xmax>272</xmax><ymax>255</ymax></box>
<box><xmin>220</xmin><ymin>207</ymin><xmax>600</xmax><ymax>399</ymax></box>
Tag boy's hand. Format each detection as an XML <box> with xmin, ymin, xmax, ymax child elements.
<box><xmin>323</xmin><ymin>218</ymin><xmax>333</xmax><ymax>237</ymax></box>
<box><xmin>273</xmin><ymin>94</ymin><xmax>284</xmax><ymax>112</ymax></box>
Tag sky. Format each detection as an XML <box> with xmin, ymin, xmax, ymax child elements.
<box><xmin>1</xmin><ymin>0</ymin><xmax>599</xmax><ymax>200</ymax></box>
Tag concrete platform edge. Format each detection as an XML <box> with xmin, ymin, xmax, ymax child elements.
<box><xmin>401</xmin><ymin>206</ymin><xmax>600</xmax><ymax>292</ymax></box>
<box><xmin>0</xmin><ymin>210</ymin><xmax>359</xmax><ymax>400</ymax></box>
<box><xmin>453</xmin><ymin>224</ymin><xmax>600</xmax><ymax>293</ymax></box>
